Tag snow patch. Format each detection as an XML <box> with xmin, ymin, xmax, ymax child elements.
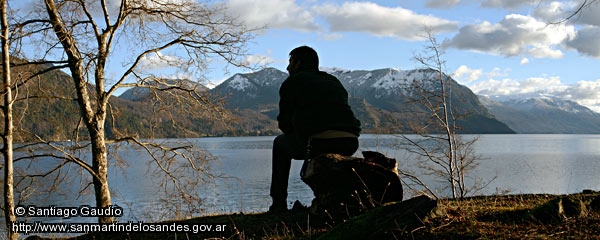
<box><xmin>228</xmin><ymin>74</ymin><xmax>251</xmax><ymax>91</ymax></box>
<box><xmin>321</xmin><ymin>67</ymin><xmax>350</xmax><ymax>74</ymax></box>
<box><xmin>372</xmin><ymin>70</ymin><xmax>408</xmax><ymax>91</ymax></box>
<box><xmin>353</xmin><ymin>72</ymin><xmax>372</xmax><ymax>86</ymax></box>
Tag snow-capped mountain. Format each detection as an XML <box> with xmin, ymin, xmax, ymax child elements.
<box><xmin>210</xmin><ymin>67</ymin><xmax>286</xmax><ymax>109</ymax></box>
<box><xmin>210</xmin><ymin>67</ymin><xmax>514</xmax><ymax>134</ymax></box>
<box><xmin>501</xmin><ymin>96</ymin><xmax>594</xmax><ymax>114</ymax></box>
<box><xmin>325</xmin><ymin>67</ymin><xmax>438</xmax><ymax>97</ymax></box>
<box><xmin>480</xmin><ymin>95</ymin><xmax>600</xmax><ymax>133</ymax></box>
<box><xmin>327</xmin><ymin>68</ymin><xmax>490</xmax><ymax>116</ymax></box>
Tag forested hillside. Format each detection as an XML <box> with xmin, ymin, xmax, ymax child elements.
<box><xmin>4</xmin><ymin>60</ymin><xmax>241</xmax><ymax>142</ymax></box>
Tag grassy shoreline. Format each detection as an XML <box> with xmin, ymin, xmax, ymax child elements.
<box><xmin>29</xmin><ymin>192</ymin><xmax>600</xmax><ymax>240</ymax></box>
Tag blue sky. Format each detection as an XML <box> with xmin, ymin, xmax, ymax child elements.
<box><xmin>216</xmin><ymin>0</ymin><xmax>600</xmax><ymax>112</ymax></box>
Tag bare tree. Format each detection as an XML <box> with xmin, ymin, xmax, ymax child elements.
<box><xmin>10</xmin><ymin>0</ymin><xmax>253</xmax><ymax>224</ymax></box>
<box><xmin>397</xmin><ymin>30</ymin><xmax>487</xmax><ymax>199</ymax></box>
<box><xmin>1</xmin><ymin>0</ymin><xmax>17</xmax><ymax>238</ymax></box>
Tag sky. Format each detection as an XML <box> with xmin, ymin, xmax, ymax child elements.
<box><xmin>213</xmin><ymin>0</ymin><xmax>600</xmax><ymax>113</ymax></box>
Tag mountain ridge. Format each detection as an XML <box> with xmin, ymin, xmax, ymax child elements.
<box><xmin>480</xmin><ymin>95</ymin><xmax>600</xmax><ymax>133</ymax></box>
<box><xmin>201</xmin><ymin>67</ymin><xmax>514</xmax><ymax>134</ymax></box>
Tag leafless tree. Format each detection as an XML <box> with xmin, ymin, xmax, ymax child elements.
<box><xmin>397</xmin><ymin>30</ymin><xmax>488</xmax><ymax>199</ymax></box>
<box><xmin>10</xmin><ymin>0</ymin><xmax>253</xmax><ymax>223</ymax></box>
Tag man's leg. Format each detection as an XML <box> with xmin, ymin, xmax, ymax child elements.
<box><xmin>270</xmin><ymin>134</ymin><xmax>305</xmax><ymax>211</ymax></box>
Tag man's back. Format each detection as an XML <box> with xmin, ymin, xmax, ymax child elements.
<box><xmin>277</xmin><ymin>69</ymin><xmax>361</xmax><ymax>141</ymax></box>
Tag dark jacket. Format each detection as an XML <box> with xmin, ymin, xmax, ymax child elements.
<box><xmin>277</xmin><ymin>69</ymin><xmax>361</xmax><ymax>143</ymax></box>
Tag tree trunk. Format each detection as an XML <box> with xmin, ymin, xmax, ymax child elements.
<box><xmin>90</xmin><ymin>124</ymin><xmax>113</xmax><ymax>224</ymax></box>
<box><xmin>1</xmin><ymin>0</ymin><xmax>17</xmax><ymax>238</ymax></box>
<box><xmin>439</xmin><ymin>68</ymin><xmax>457</xmax><ymax>199</ymax></box>
<box><xmin>44</xmin><ymin>0</ymin><xmax>113</xmax><ymax>223</ymax></box>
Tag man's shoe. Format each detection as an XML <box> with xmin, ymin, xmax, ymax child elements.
<box><xmin>268</xmin><ymin>202</ymin><xmax>287</xmax><ymax>213</ymax></box>
<box><xmin>291</xmin><ymin>200</ymin><xmax>307</xmax><ymax>211</ymax></box>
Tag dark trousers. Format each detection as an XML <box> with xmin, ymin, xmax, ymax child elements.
<box><xmin>270</xmin><ymin>134</ymin><xmax>359</xmax><ymax>204</ymax></box>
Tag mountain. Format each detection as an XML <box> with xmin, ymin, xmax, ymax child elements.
<box><xmin>6</xmin><ymin>60</ymin><xmax>84</xmax><ymax>142</ymax></box>
<box><xmin>211</xmin><ymin>68</ymin><xmax>286</xmax><ymax>108</ymax></box>
<box><xmin>480</xmin><ymin>95</ymin><xmax>600</xmax><ymax>133</ymax></box>
<box><xmin>328</xmin><ymin>68</ymin><xmax>512</xmax><ymax>133</ymax></box>
<box><xmin>210</xmin><ymin>67</ymin><xmax>515</xmax><ymax>134</ymax></box>
<box><xmin>199</xmin><ymin>68</ymin><xmax>286</xmax><ymax>135</ymax></box>
<box><xmin>119</xmin><ymin>78</ymin><xmax>209</xmax><ymax>101</ymax></box>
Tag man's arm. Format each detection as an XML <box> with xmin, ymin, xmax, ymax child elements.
<box><xmin>277</xmin><ymin>78</ymin><xmax>294</xmax><ymax>134</ymax></box>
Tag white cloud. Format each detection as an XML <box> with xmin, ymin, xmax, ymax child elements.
<box><xmin>313</xmin><ymin>2</ymin><xmax>459</xmax><ymax>40</ymax></box>
<box><xmin>487</xmin><ymin>67</ymin><xmax>511</xmax><ymax>79</ymax></box>
<box><xmin>566</xmin><ymin>26</ymin><xmax>600</xmax><ymax>58</ymax></box>
<box><xmin>469</xmin><ymin>78</ymin><xmax>521</xmax><ymax>95</ymax></box>
<box><xmin>454</xmin><ymin>65</ymin><xmax>483</xmax><ymax>83</ymax></box>
<box><xmin>444</xmin><ymin>14</ymin><xmax>576</xmax><ymax>58</ymax></box>
<box><xmin>225</xmin><ymin>0</ymin><xmax>319</xmax><ymax>32</ymax></box>
<box><xmin>137</xmin><ymin>52</ymin><xmax>185</xmax><ymax>72</ymax></box>
<box><xmin>467</xmin><ymin>75</ymin><xmax>600</xmax><ymax>113</ymax></box>
<box><xmin>520</xmin><ymin>76</ymin><xmax>568</xmax><ymax>93</ymax></box>
<box><xmin>566</xmin><ymin>80</ymin><xmax>600</xmax><ymax>112</ymax></box>
<box><xmin>480</xmin><ymin>0</ymin><xmax>539</xmax><ymax>10</ymax></box>
<box><xmin>243</xmin><ymin>54</ymin><xmax>275</xmax><ymax>66</ymax></box>
<box><xmin>470</xmin><ymin>75</ymin><xmax>566</xmax><ymax>96</ymax></box>
<box><xmin>532</xmin><ymin>1</ymin><xmax>572</xmax><ymax>23</ymax></box>
<box><xmin>569</xmin><ymin>80</ymin><xmax>600</xmax><ymax>99</ymax></box>
<box><xmin>572</xmin><ymin>2</ymin><xmax>600</xmax><ymax>27</ymax></box>
<box><xmin>319</xmin><ymin>32</ymin><xmax>343</xmax><ymax>41</ymax></box>
<box><xmin>454</xmin><ymin>65</ymin><xmax>512</xmax><ymax>84</ymax></box>
<box><xmin>520</xmin><ymin>57</ymin><xmax>530</xmax><ymax>65</ymax></box>
<box><xmin>425</xmin><ymin>0</ymin><xmax>461</xmax><ymax>9</ymax></box>
<box><xmin>533</xmin><ymin>1</ymin><xmax>600</xmax><ymax>26</ymax></box>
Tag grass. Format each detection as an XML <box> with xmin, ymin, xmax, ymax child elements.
<box><xmin>415</xmin><ymin>194</ymin><xmax>600</xmax><ymax>239</ymax></box>
<box><xmin>30</xmin><ymin>192</ymin><xmax>600</xmax><ymax>240</ymax></box>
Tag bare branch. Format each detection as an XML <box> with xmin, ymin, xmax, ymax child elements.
<box><xmin>550</xmin><ymin>0</ymin><xmax>599</xmax><ymax>25</ymax></box>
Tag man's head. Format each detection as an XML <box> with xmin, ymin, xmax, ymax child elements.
<box><xmin>287</xmin><ymin>46</ymin><xmax>319</xmax><ymax>74</ymax></box>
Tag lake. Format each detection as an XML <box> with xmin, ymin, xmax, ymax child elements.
<box><xmin>4</xmin><ymin>134</ymin><xmax>600</xmax><ymax>226</ymax></box>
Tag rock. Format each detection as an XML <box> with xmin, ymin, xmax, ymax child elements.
<box><xmin>316</xmin><ymin>195</ymin><xmax>439</xmax><ymax>240</ymax></box>
<box><xmin>526</xmin><ymin>195</ymin><xmax>587</xmax><ymax>223</ymax></box>
<box><xmin>301</xmin><ymin>151</ymin><xmax>403</xmax><ymax>218</ymax></box>
<box><xmin>582</xmin><ymin>189</ymin><xmax>597</xmax><ymax>194</ymax></box>
<box><xmin>591</xmin><ymin>195</ymin><xmax>600</xmax><ymax>213</ymax></box>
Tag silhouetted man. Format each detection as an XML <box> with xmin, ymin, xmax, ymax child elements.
<box><xmin>270</xmin><ymin>46</ymin><xmax>361</xmax><ymax>212</ymax></box>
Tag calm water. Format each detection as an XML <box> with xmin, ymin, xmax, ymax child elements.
<box><xmin>195</xmin><ymin>134</ymin><xmax>600</xmax><ymax>213</ymax></box>
<box><xmin>3</xmin><ymin>134</ymin><xmax>600</xmax><ymax>226</ymax></box>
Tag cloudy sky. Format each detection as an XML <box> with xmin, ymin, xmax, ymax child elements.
<box><xmin>218</xmin><ymin>0</ymin><xmax>600</xmax><ymax>112</ymax></box>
